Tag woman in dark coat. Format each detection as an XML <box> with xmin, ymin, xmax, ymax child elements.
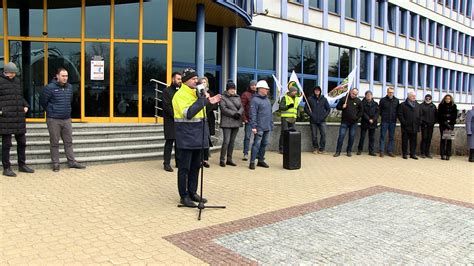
<box><xmin>437</xmin><ymin>94</ymin><xmax>458</xmax><ymax>160</ymax></box>
<box><xmin>218</xmin><ymin>80</ymin><xmax>243</xmax><ymax>167</ymax></box>
<box><xmin>466</xmin><ymin>107</ymin><xmax>474</xmax><ymax>162</ymax></box>
<box><xmin>0</xmin><ymin>62</ymin><xmax>34</xmax><ymax>176</ymax></box>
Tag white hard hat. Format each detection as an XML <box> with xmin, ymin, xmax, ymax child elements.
<box><xmin>256</xmin><ymin>80</ymin><xmax>270</xmax><ymax>89</ymax></box>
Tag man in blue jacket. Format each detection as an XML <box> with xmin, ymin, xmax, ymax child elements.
<box><xmin>304</xmin><ymin>86</ymin><xmax>330</xmax><ymax>154</ymax></box>
<box><xmin>249</xmin><ymin>80</ymin><xmax>274</xmax><ymax>170</ymax></box>
<box><xmin>40</xmin><ymin>68</ymin><xmax>85</xmax><ymax>172</ymax></box>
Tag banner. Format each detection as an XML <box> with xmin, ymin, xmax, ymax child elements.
<box><xmin>326</xmin><ymin>66</ymin><xmax>357</xmax><ymax>107</ymax></box>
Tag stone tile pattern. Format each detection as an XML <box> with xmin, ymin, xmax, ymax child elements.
<box><xmin>165</xmin><ymin>186</ymin><xmax>474</xmax><ymax>265</ymax></box>
<box><xmin>215</xmin><ymin>192</ymin><xmax>474</xmax><ymax>264</ymax></box>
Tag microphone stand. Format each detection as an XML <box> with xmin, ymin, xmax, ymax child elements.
<box><xmin>178</xmin><ymin>88</ymin><xmax>225</xmax><ymax>221</ymax></box>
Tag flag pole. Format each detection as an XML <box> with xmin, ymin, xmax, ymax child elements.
<box><xmin>301</xmin><ymin>91</ymin><xmax>312</xmax><ymax>113</ymax></box>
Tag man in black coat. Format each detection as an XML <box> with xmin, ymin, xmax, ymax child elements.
<box><xmin>162</xmin><ymin>72</ymin><xmax>182</xmax><ymax>172</ymax></box>
<box><xmin>304</xmin><ymin>86</ymin><xmax>330</xmax><ymax>154</ymax></box>
<box><xmin>357</xmin><ymin>91</ymin><xmax>379</xmax><ymax>156</ymax></box>
<box><xmin>378</xmin><ymin>87</ymin><xmax>399</xmax><ymax>157</ymax></box>
<box><xmin>0</xmin><ymin>62</ymin><xmax>35</xmax><ymax>177</ymax></box>
<box><xmin>398</xmin><ymin>91</ymin><xmax>421</xmax><ymax>160</ymax></box>
<box><xmin>419</xmin><ymin>94</ymin><xmax>437</xmax><ymax>158</ymax></box>
<box><xmin>334</xmin><ymin>88</ymin><xmax>363</xmax><ymax>157</ymax></box>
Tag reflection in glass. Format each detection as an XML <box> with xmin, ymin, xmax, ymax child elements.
<box><xmin>114</xmin><ymin>43</ymin><xmax>138</xmax><ymax>117</ymax></box>
<box><xmin>47</xmin><ymin>0</ymin><xmax>81</xmax><ymax>37</ymax></box>
<box><xmin>288</xmin><ymin>37</ymin><xmax>302</xmax><ymax>73</ymax></box>
<box><xmin>328</xmin><ymin>1</ymin><xmax>338</xmax><ymax>13</ymax></box>
<box><xmin>172</xmin><ymin>32</ymin><xmax>195</xmax><ymax>64</ymax></box>
<box><xmin>237</xmin><ymin>72</ymin><xmax>254</xmax><ymax>95</ymax></box>
<box><xmin>328</xmin><ymin>45</ymin><xmax>339</xmax><ymax>77</ymax></box>
<box><xmin>418</xmin><ymin>64</ymin><xmax>423</xmax><ymax>87</ymax></box>
<box><xmin>386</xmin><ymin>57</ymin><xmax>393</xmax><ymax>84</ymax></box>
<box><xmin>398</xmin><ymin>60</ymin><xmax>405</xmax><ymax>86</ymax></box>
<box><xmin>142</xmin><ymin>44</ymin><xmax>167</xmax><ymax>117</ymax></box>
<box><xmin>426</xmin><ymin>66</ymin><xmax>432</xmax><ymax>88</ymax></box>
<box><xmin>345</xmin><ymin>0</ymin><xmax>353</xmax><ymax>19</ymax></box>
<box><xmin>143</xmin><ymin>0</ymin><xmax>168</xmax><ymax>40</ymax></box>
<box><xmin>359</xmin><ymin>51</ymin><xmax>368</xmax><ymax>80</ymax></box>
<box><xmin>205</xmin><ymin>31</ymin><xmax>218</xmax><ymax>65</ymax></box>
<box><xmin>257</xmin><ymin>31</ymin><xmax>275</xmax><ymax>70</ymax></box>
<box><xmin>373</xmin><ymin>54</ymin><xmax>381</xmax><ymax>82</ymax></box>
<box><xmin>47</xmin><ymin>42</ymin><xmax>81</xmax><ymax>118</ymax></box>
<box><xmin>7</xmin><ymin>0</ymin><xmax>43</xmax><ymax>36</ymax></box>
<box><xmin>361</xmin><ymin>0</ymin><xmax>369</xmax><ymax>23</ymax></box>
<box><xmin>302</xmin><ymin>40</ymin><xmax>317</xmax><ymax>75</ymax></box>
<box><xmin>308</xmin><ymin>0</ymin><xmax>320</xmax><ymax>9</ymax></box>
<box><xmin>85</xmin><ymin>42</ymin><xmax>110</xmax><ymax>117</ymax></box>
<box><xmin>86</xmin><ymin>0</ymin><xmax>110</xmax><ymax>38</ymax></box>
<box><xmin>8</xmin><ymin>41</ymin><xmax>45</xmax><ymax>118</ymax></box>
<box><xmin>115</xmin><ymin>2</ymin><xmax>139</xmax><ymax>39</ymax></box>
<box><xmin>328</xmin><ymin>45</ymin><xmax>351</xmax><ymax>91</ymax></box>
<box><xmin>237</xmin><ymin>28</ymin><xmax>256</xmax><ymax>68</ymax></box>
<box><xmin>408</xmin><ymin>61</ymin><xmax>414</xmax><ymax>86</ymax></box>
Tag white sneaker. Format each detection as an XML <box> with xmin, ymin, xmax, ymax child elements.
<box><xmin>242</xmin><ymin>154</ymin><xmax>248</xmax><ymax>161</ymax></box>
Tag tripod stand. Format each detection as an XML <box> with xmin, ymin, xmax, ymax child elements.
<box><xmin>177</xmin><ymin>88</ymin><xmax>225</xmax><ymax>221</ymax></box>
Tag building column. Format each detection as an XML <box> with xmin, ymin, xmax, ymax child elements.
<box><xmin>432</xmin><ymin>21</ymin><xmax>437</xmax><ymax>57</ymax></box>
<box><xmin>228</xmin><ymin>27</ymin><xmax>237</xmax><ymax>88</ymax></box>
<box><xmin>439</xmin><ymin>68</ymin><xmax>443</xmax><ymax>97</ymax></box>
<box><xmin>368</xmin><ymin>52</ymin><xmax>374</xmax><ymax>92</ymax></box>
<box><xmin>415</xmin><ymin>14</ymin><xmax>420</xmax><ymax>53</ymax></box>
<box><xmin>414</xmin><ymin>62</ymin><xmax>419</xmax><ymax>91</ymax></box>
<box><xmin>381</xmin><ymin>55</ymin><xmax>387</xmax><ymax>94</ymax></box>
<box><xmin>322</xmin><ymin>41</ymin><xmax>329</xmax><ymax>95</ymax></box>
<box><xmin>356</xmin><ymin>48</ymin><xmax>361</xmax><ymax>89</ymax></box>
<box><xmin>447</xmin><ymin>28</ymin><xmax>452</xmax><ymax>61</ymax></box>
<box><xmin>430</xmin><ymin>66</ymin><xmax>435</xmax><ymax>96</ymax></box>
<box><xmin>195</xmin><ymin>4</ymin><xmax>205</xmax><ymax>77</ymax></box>
<box><xmin>303</xmin><ymin>0</ymin><xmax>309</xmax><ymax>24</ymax></box>
<box><xmin>395</xmin><ymin>6</ymin><xmax>400</xmax><ymax>47</ymax></box>
<box><xmin>424</xmin><ymin>18</ymin><xmax>429</xmax><ymax>55</ymax></box>
<box><xmin>461</xmin><ymin>33</ymin><xmax>465</xmax><ymax>64</ymax></box>
<box><xmin>356</xmin><ymin>0</ymin><xmax>361</xmax><ymax>36</ymax></box>
<box><xmin>370</xmin><ymin>0</ymin><xmax>375</xmax><ymax>40</ymax></box>
<box><xmin>322</xmin><ymin>0</ymin><xmax>328</xmax><ymax>29</ymax></box>
<box><xmin>452</xmin><ymin>71</ymin><xmax>457</xmax><ymax>98</ymax></box>
<box><xmin>255</xmin><ymin>0</ymin><xmax>264</xmax><ymax>13</ymax></box>
<box><xmin>281</xmin><ymin>0</ymin><xmax>288</xmax><ymax>19</ymax></box>
<box><xmin>340</xmin><ymin>0</ymin><xmax>345</xmax><ymax>32</ymax></box>
<box><xmin>281</xmin><ymin>33</ymin><xmax>289</xmax><ymax>90</ymax></box>
<box><xmin>393</xmin><ymin>57</ymin><xmax>399</xmax><ymax>94</ymax></box>
<box><xmin>422</xmin><ymin>63</ymin><xmax>427</xmax><ymax>97</ymax></box>
<box><xmin>445</xmin><ymin>69</ymin><xmax>450</xmax><ymax>95</ymax></box>
<box><xmin>382</xmin><ymin>0</ymin><xmax>388</xmax><ymax>44</ymax></box>
<box><xmin>405</xmin><ymin>11</ymin><xmax>410</xmax><ymax>49</ymax></box>
<box><xmin>440</xmin><ymin>25</ymin><xmax>445</xmax><ymax>59</ymax></box>
<box><xmin>404</xmin><ymin>60</ymin><xmax>408</xmax><ymax>98</ymax></box>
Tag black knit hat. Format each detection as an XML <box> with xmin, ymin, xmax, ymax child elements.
<box><xmin>425</xmin><ymin>94</ymin><xmax>432</xmax><ymax>100</ymax></box>
<box><xmin>226</xmin><ymin>80</ymin><xmax>236</xmax><ymax>90</ymax></box>
<box><xmin>181</xmin><ymin>68</ymin><xmax>198</xmax><ymax>82</ymax></box>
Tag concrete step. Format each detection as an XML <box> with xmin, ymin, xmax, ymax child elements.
<box><xmin>10</xmin><ymin>146</ymin><xmax>221</xmax><ymax>169</ymax></box>
<box><xmin>12</xmin><ymin>136</ymin><xmax>165</xmax><ymax>150</ymax></box>
<box><xmin>25</xmin><ymin>129</ymin><xmax>164</xmax><ymax>141</ymax></box>
<box><xmin>25</xmin><ymin>123</ymin><xmax>163</xmax><ymax>133</ymax></box>
<box><xmin>10</xmin><ymin>144</ymin><xmax>165</xmax><ymax>160</ymax></box>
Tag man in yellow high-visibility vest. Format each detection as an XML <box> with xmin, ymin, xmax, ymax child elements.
<box><xmin>172</xmin><ymin>68</ymin><xmax>221</xmax><ymax>207</ymax></box>
<box><xmin>278</xmin><ymin>86</ymin><xmax>300</xmax><ymax>153</ymax></box>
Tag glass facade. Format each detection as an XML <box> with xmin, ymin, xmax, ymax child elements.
<box><xmin>328</xmin><ymin>44</ymin><xmax>351</xmax><ymax>92</ymax></box>
<box><xmin>288</xmin><ymin>36</ymin><xmax>318</xmax><ymax>96</ymax></box>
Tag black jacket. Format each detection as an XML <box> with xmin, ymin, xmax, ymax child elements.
<box><xmin>398</xmin><ymin>100</ymin><xmax>421</xmax><ymax>133</ymax></box>
<box><xmin>419</xmin><ymin>102</ymin><xmax>437</xmax><ymax>127</ymax></box>
<box><xmin>304</xmin><ymin>95</ymin><xmax>330</xmax><ymax>124</ymax></box>
<box><xmin>360</xmin><ymin>99</ymin><xmax>379</xmax><ymax>129</ymax></box>
<box><xmin>40</xmin><ymin>79</ymin><xmax>73</xmax><ymax>119</ymax></box>
<box><xmin>162</xmin><ymin>85</ymin><xmax>179</xmax><ymax>140</ymax></box>
<box><xmin>0</xmin><ymin>74</ymin><xmax>29</xmax><ymax>135</ymax></box>
<box><xmin>379</xmin><ymin>96</ymin><xmax>400</xmax><ymax>123</ymax></box>
<box><xmin>437</xmin><ymin>102</ymin><xmax>458</xmax><ymax>131</ymax></box>
<box><xmin>336</xmin><ymin>96</ymin><xmax>363</xmax><ymax>125</ymax></box>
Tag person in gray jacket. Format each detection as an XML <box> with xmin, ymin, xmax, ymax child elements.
<box><xmin>219</xmin><ymin>80</ymin><xmax>243</xmax><ymax>167</ymax></box>
<box><xmin>249</xmin><ymin>80</ymin><xmax>273</xmax><ymax>170</ymax></box>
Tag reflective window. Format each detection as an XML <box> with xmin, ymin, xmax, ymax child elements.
<box><xmin>328</xmin><ymin>44</ymin><xmax>351</xmax><ymax>92</ymax></box>
<box><xmin>361</xmin><ymin>0</ymin><xmax>369</xmax><ymax>23</ymax></box>
<box><xmin>7</xmin><ymin>0</ymin><xmax>43</xmax><ymax>37</ymax></box>
<box><xmin>236</xmin><ymin>72</ymin><xmax>254</xmax><ymax>95</ymax></box>
<box><xmin>302</xmin><ymin>79</ymin><xmax>317</xmax><ymax>99</ymax></box>
<box><xmin>426</xmin><ymin>65</ymin><xmax>433</xmax><ymax>88</ymax></box>
<box><xmin>386</xmin><ymin>56</ymin><xmax>393</xmax><ymax>84</ymax></box>
<box><xmin>308</xmin><ymin>0</ymin><xmax>321</xmax><ymax>9</ymax></box>
<box><xmin>400</xmin><ymin>9</ymin><xmax>406</xmax><ymax>35</ymax></box>
<box><xmin>143</xmin><ymin>0</ymin><xmax>168</xmax><ymax>40</ymax></box>
<box><xmin>345</xmin><ymin>0</ymin><xmax>354</xmax><ymax>19</ymax></box>
<box><xmin>444</xmin><ymin>28</ymin><xmax>449</xmax><ymax>49</ymax></box>
<box><xmin>359</xmin><ymin>51</ymin><xmax>368</xmax><ymax>80</ymax></box>
<box><xmin>288</xmin><ymin>37</ymin><xmax>302</xmax><ymax>73</ymax></box>
<box><xmin>205</xmin><ymin>31</ymin><xmax>219</xmax><ymax>66</ymax></box>
<box><xmin>114</xmin><ymin>43</ymin><xmax>138</xmax><ymax>117</ymax></box>
<box><xmin>257</xmin><ymin>74</ymin><xmax>274</xmax><ymax>98</ymax></box>
<box><xmin>47</xmin><ymin>42</ymin><xmax>81</xmax><ymax>118</ymax></box>
<box><xmin>388</xmin><ymin>4</ymin><xmax>396</xmax><ymax>32</ymax></box>
<box><xmin>142</xmin><ymin>44</ymin><xmax>167</xmax><ymax>117</ymax></box>
<box><xmin>398</xmin><ymin>59</ymin><xmax>405</xmax><ymax>86</ymax></box>
<box><xmin>443</xmin><ymin>69</ymin><xmax>449</xmax><ymax>90</ymax></box>
<box><xmin>435</xmin><ymin>68</ymin><xmax>441</xmax><ymax>89</ymax></box>
<box><xmin>373</xmin><ymin>54</ymin><xmax>381</xmax><ymax>82</ymax></box>
<box><xmin>0</xmin><ymin>41</ymin><xmax>3</xmax><ymax>60</ymax></box>
<box><xmin>204</xmin><ymin>69</ymin><xmax>220</xmax><ymax>95</ymax></box>
<box><xmin>418</xmin><ymin>64</ymin><xmax>423</xmax><ymax>87</ymax></box>
<box><xmin>419</xmin><ymin>17</ymin><xmax>426</xmax><ymax>42</ymax></box>
<box><xmin>257</xmin><ymin>31</ymin><xmax>275</xmax><ymax>71</ymax></box>
<box><xmin>172</xmin><ymin>31</ymin><xmax>195</xmax><ymax>64</ymax></box>
<box><xmin>288</xmin><ymin>36</ymin><xmax>318</xmax><ymax>96</ymax></box>
<box><xmin>458</xmin><ymin>33</ymin><xmax>463</xmax><ymax>53</ymax></box>
<box><xmin>47</xmin><ymin>0</ymin><xmax>81</xmax><ymax>38</ymax></box>
<box><xmin>114</xmin><ymin>2</ymin><xmax>139</xmax><ymax>39</ymax></box>
<box><xmin>85</xmin><ymin>42</ymin><xmax>110</xmax><ymax>117</ymax></box>
<box><xmin>328</xmin><ymin>1</ymin><xmax>338</xmax><ymax>14</ymax></box>
<box><xmin>9</xmin><ymin>41</ymin><xmax>45</xmax><ymax>118</ymax></box>
<box><xmin>374</xmin><ymin>1</ymin><xmax>382</xmax><ymax>27</ymax></box>
<box><xmin>410</xmin><ymin>13</ymin><xmax>417</xmax><ymax>38</ymax></box>
<box><xmin>436</xmin><ymin>24</ymin><xmax>442</xmax><ymax>47</ymax></box>
<box><xmin>237</xmin><ymin>28</ymin><xmax>256</xmax><ymax>68</ymax></box>
<box><xmin>429</xmin><ymin>21</ymin><xmax>435</xmax><ymax>44</ymax></box>
<box><xmin>86</xmin><ymin>0</ymin><xmax>110</xmax><ymax>38</ymax></box>
<box><xmin>0</xmin><ymin>4</ymin><xmax>3</xmax><ymax>35</ymax></box>
<box><xmin>451</xmin><ymin>30</ymin><xmax>457</xmax><ymax>52</ymax></box>
<box><xmin>302</xmin><ymin>40</ymin><xmax>317</xmax><ymax>75</ymax></box>
<box><xmin>408</xmin><ymin>61</ymin><xmax>415</xmax><ymax>86</ymax></box>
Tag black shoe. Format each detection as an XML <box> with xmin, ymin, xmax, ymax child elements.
<box><xmin>441</xmin><ymin>156</ymin><xmax>446</xmax><ymax>160</ymax></box>
<box><xmin>3</xmin><ymin>168</ymin><xmax>17</xmax><ymax>177</ymax></box>
<box><xmin>426</xmin><ymin>154</ymin><xmax>433</xmax><ymax>159</ymax></box>
<box><xmin>420</xmin><ymin>155</ymin><xmax>426</xmax><ymax>159</ymax></box>
<box><xmin>164</xmin><ymin>164</ymin><xmax>174</xmax><ymax>172</ymax></box>
<box><xmin>410</xmin><ymin>155</ymin><xmax>419</xmax><ymax>160</ymax></box>
<box><xmin>180</xmin><ymin>197</ymin><xmax>197</xmax><ymax>207</ymax></box>
<box><xmin>190</xmin><ymin>193</ymin><xmax>208</xmax><ymax>203</ymax></box>
<box><xmin>69</xmin><ymin>162</ymin><xmax>86</xmax><ymax>169</ymax></box>
<box><xmin>52</xmin><ymin>164</ymin><xmax>60</xmax><ymax>172</ymax></box>
<box><xmin>402</xmin><ymin>155</ymin><xmax>408</xmax><ymax>159</ymax></box>
<box><xmin>257</xmin><ymin>161</ymin><xmax>269</xmax><ymax>168</ymax></box>
<box><xmin>356</xmin><ymin>151</ymin><xmax>362</xmax><ymax>155</ymax></box>
<box><xmin>387</xmin><ymin>153</ymin><xmax>396</xmax><ymax>157</ymax></box>
<box><xmin>249</xmin><ymin>163</ymin><xmax>255</xmax><ymax>170</ymax></box>
<box><xmin>202</xmin><ymin>161</ymin><xmax>210</xmax><ymax>168</ymax></box>
<box><xmin>446</xmin><ymin>156</ymin><xmax>450</xmax><ymax>161</ymax></box>
<box><xmin>219</xmin><ymin>161</ymin><xmax>226</xmax><ymax>167</ymax></box>
<box><xmin>333</xmin><ymin>152</ymin><xmax>341</xmax><ymax>157</ymax></box>
<box><xmin>19</xmin><ymin>165</ymin><xmax>34</xmax><ymax>173</ymax></box>
<box><xmin>347</xmin><ymin>152</ymin><xmax>352</xmax><ymax>157</ymax></box>
<box><xmin>369</xmin><ymin>152</ymin><xmax>377</xmax><ymax>156</ymax></box>
<box><xmin>226</xmin><ymin>161</ymin><xmax>237</xmax><ymax>166</ymax></box>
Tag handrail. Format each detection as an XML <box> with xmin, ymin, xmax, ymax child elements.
<box><xmin>150</xmin><ymin>79</ymin><xmax>168</xmax><ymax>120</ymax></box>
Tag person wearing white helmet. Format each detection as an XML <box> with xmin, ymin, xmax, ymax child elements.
<box><xmin>248</xmin><ymin>80</ymin><xmax>274</xmax><ymax>170</ymax></box>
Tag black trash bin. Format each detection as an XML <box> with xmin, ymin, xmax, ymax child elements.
<box><xmin>283</xmin><ymin>130</ymin><xmax>301</xmax><ymax>170</ymax></box>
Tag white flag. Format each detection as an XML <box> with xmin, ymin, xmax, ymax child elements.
<box><xmin>326</xmin><ymin>66</ymin><xmax>357</xmax><ymax>107</ymax></box>
<box><xmin>272</xmin><ymin>74</ymin><xmax>283</xmax><ymax>113</ymax></box>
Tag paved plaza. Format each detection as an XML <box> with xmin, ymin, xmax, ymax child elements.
<box><xmin>1</xmin><ymin>151</ymin><xmax>473</xmax><ymax>265</ymax></box>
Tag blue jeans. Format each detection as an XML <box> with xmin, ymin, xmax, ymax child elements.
<box><xmin>310</xmin><ymin>122</ymin><xmax>327</xmax><ymax>151</ymax></box>
<box><xmin>335</xmin><ymin>123</ymin><xmax>358</xmax><ymax>153</ymax></box>
<box><xmin>243</xmin><ymin>123</ymin><xmax>253</xmax><ymax>156</ymax></box>
<box><xmin>379</xmin><ymin>122</ymin><xmax>396</xmax><ymax>153</ymax></box>
<box><xmin>250</xmin><ymin>130</ymin><xmax>271</xmax><ymax>163</ymax></box>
